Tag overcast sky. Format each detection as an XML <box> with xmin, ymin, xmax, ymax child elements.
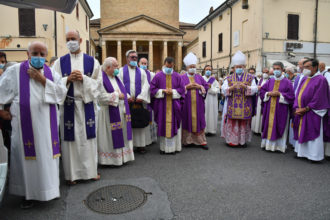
<box><xmin>86</xmin><ymin>0</ymin><xmax>226</xmax><ymax>24</ymax></box>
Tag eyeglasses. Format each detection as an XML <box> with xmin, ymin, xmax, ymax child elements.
<box><xmin>129</xmin><ymin>56</ymin><xmax>138</xmax><ymax>60</ymax></box>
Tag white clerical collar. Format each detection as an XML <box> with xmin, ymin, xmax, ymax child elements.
<box><xmin>70</xmin><ymin>51</ymin><xmax>83</xmax><ymax>58</ymax></box>
<box><xmin>275</xmin><ymin>75</ymin><xmax>284</xmax><ymax>81</ymax></box>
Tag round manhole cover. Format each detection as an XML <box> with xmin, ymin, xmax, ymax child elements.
<box><xmin>85</xmin><ymin>185</ymin><xmax>148</xmax><ymax>214</ymax></box>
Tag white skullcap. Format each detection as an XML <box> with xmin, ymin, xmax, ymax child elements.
<box><xmin>183</xmin><ymin>52</ymin><xmax>198</xmax><ymax>66</ymax></box>
<box><xmin>231</xmin><ymin>50</ymin><xmax>246</xmax><ymax>66</ymax></box>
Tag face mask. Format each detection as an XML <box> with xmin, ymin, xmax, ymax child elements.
<box><xmin>303</xmin><ymin>69</ymin><xmax>311</xmax><ymax>77</ymax></box>
<box><xmin>205</xmin><ymin>70</ymin><xmax>211</xmax><ymax>76</ymax></box>
<box><xmin>129</xmin><ymin>61</ymin><xmax>137</xmax><ymax>67</ymax></box>
<box><xmin>164</xmin><ymin>67</ymin><xmax>173</xmax><ymax>74</ymax></box>
<box><xmin>188</xmin><ymin>68</ymin><xmax>196</xmax><ymax>74</ymax></box>
<box><xmin>114</xmin><ymin>69</ymin><xmax>119</xmax><ymax>76</ymax></box>
<box><xmin>297</xmin><ymin>66</ymin><xmax>301</xmax><ymax>73</ymax></box>
<box><xmin>269</xmin><ymin>75</ymin><xmax>275</xmax><ymax>79</ymax></box>
<box><xmin>274</xmin><ymin>70</ymin><xmax>282</xmax><ymax>78</ymax></box>
<box><xmin>0</xmin><ymin>64</ymin><xmax>4</xmax><ymax>69</ymax></box>
<box><xmin>285</xmin><ymin>73</ymin><xmax>289</xmax><ymax>78</ymax></box>
<box><xmin>30</xmin><ymin>56</ymin><xmax>46</xmax><ymax>69</ymax></box>
<box><xmin>263</xmin><ymin>73</ymin><xmax>269</xmax><ymax>79</ymax></box>
<box><xmin>140</xmin><ymin>65</ymin><xmax>147</xmax><ymax>70</ymax></box>
<box><xmin>66</xmin><ymin>40</ymin><xmax>80</xmax><ymax>53</ymax></box>
<box><xmin>236</xmin><ymin>68</ymin><xmax>244</xmax><ymax>75</ymax></box>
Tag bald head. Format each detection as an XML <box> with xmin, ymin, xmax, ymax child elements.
<box><xmin>319</xmin><ymin>62</ymin><xmax>326</xmax><ymax>72</ymax></box>
<box><xmin>66</xmin><ymin>30</ymin><xmax>80</xmax><ymax>40</ymax></box>
<box><xmin>298</xmin><ymin>58</ymin><xmax>308</xmax><ymax>73</ymax></box>
<box><xmin>27</xmin><ymin>41</ymin><xmax>48</xmax><ymax>58</ymax></box>
<box><xmin>139</xmin><ymin>58</ymin><xmax>148</xmax><ymax>66</ymax></box>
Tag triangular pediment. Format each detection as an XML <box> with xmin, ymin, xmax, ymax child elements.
<box><xmin>98</xmin><ymin>15</ymin><xmax>185</xmax><ymax>36</ymax></box>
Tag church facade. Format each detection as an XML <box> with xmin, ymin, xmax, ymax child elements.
<box><xmin>91</xmin><ymin>0</ymin><xmax>197</xmax><ymax>72</ymax></box>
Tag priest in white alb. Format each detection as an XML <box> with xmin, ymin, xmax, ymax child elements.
<box><xmin>202</xmin><ymin>65</ymin><xmax>220</xmax><ymax>135</ymax></box>
<box><xmin>53</xmin><ymin>30</ymin><xmax>101</xmax><ymax>184</ymax></box>
<box><xmin>119</xmin><ymin>50</ymin><xmax>150</xmax><ymax>154</ymax></box>
<box><xmin>0</xmin><ymin>41</ymin><xmax>66</xmax><ymax>208</ymax></box>
<box><xmin>97</xmin><ymin>57</ymin><xmax>134</xmax><ymax>165</ymax></box>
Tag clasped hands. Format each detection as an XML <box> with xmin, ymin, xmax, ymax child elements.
<box><xmin>295</xmin><ymin>106</ymin><xmax>310</xmax><ymax>116</ymax></box>
<box><xmin>186</xmin><ymin>82</ymin><xmax>201</xmax><ymax>90</ymax></box>
<box><xmin>67</xmin><ymin>70</ymin><xmax>83</xmax><ymax>83</ymax></box>
<box><xmin>229</xmin><ymin>82</ymin><xmax>247</xmax><ymax>92</ymax></box>
<box><xmin>162</xmin><ymin>88</ymin><xmax>173</xmax><ymax>95</ymax></box>
<box><xmin>27</xmin><ymin>67</ymin><xmax>46</xmax><ymax>86</ymax></box>
<box><xmin>267</xmin><ymin>91</ymin><xmax>281</xmax><ymax>97</ymax></box>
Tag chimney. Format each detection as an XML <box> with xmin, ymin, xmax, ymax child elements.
<box><xmin>209</xmin><ymin>6</ymin><xmax>214</xmax><ymax>14</ymax></box>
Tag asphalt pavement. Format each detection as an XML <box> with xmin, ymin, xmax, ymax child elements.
<box><xmin>1</xmin><ymin>123</ymin><xmax>330</xmax><ymax>220</ymax></box>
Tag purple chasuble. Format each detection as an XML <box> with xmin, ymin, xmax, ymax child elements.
<box><xmin>60</xmin><ymin>53</ymin><xmax>96</xmax><ymax>141</ymax></box>
<box><xmin>181</xmin><ymin>74</ymin><xmax>209</xmax><ymax>133</ymax></box>
<box><xmin>226</xmin><ymin>72</ymin><xmax>254</xmax><ymax>120</ymax></box>
<box><xmin>20</xmin><ymin>60</ymin><xmax>60</xmax><ymax>159</ymax></box>
<box><xmin>102</xmin><ymin>71</ymin><xmax>132</xmax><ymax>148</ymax></box>
<box><xmin>293</xmin><ymin>75</ymin><xmax>330</xmax><ymax>143</ymax></box>
<box><xmin>123</xmin><ymin>65</ymin><xmax>141</xmax><ymax>97</ymax></box>
<box><xmin>260</xmin><ymin>78</ymin><xmax>295</xmax><ymax>140</ymax></box>
<box><xmin>150</xmin><ymin>72</ymin><xmax>185</xmax><ymax>137</ymax></box>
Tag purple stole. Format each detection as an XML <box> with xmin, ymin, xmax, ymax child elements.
<box><xmin>207</xmin><ymin>76</ymin><xmax>216</xmax><ymax>85</ymax></box>
<box><xmin>227</xmin><ymin>72</ymin><xmax>254</xmax><ymax>120</ymax></box>
<box><xmin>20</xmin><ymin>60</ymin><xmax>60</xmax><ymax>160</ymax></box>
<box><xmin>123</xmin><ymin>65</ymin><xmax>141</xmax><ymax>97</ymax></box>
<box><xmin>60</xmin><ymin>53</ymin><xmax>96</xmax><ymax>141</ymax></box>
<box><xmin>102</xmin><ymin>72</ymin><xmax>132</xmax><ymax>148</ymax></box>
<box><xmin>145</xmin><ymin>70</ymin><xmax>153</xmax><ymax>123</ymax></box>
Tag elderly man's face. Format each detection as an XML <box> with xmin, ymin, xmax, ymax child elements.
<box><xmin>28</xmin><ymin>43</ymin><xmax>47</xmax><ymax>60</ymax></box>
<box><xmin>319</xmin><ymin>63</ymin><xmax>325</xmax><ymax>72</ymax></box>
<box><xmin>66</xmin><ymin>31</ymin><xmax>81</xmax><ymax>43</ymax></box>
<box><xmin>108</xmin><ymin>60</ymin><xmax>119</xmax><ymax>74</ymax></box>
<box><xmin>127</xmin><ymin>53</ymin><xmax>138</xmax><ymax>63</ymax></box>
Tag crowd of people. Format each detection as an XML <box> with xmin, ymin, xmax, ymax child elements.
<box><xmin>0</xmin><ymin>29</ymin><xmax>329</xmax><ymax>208</ymax></box>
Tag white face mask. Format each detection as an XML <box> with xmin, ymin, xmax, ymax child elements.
<box><xmin>66</xmin><ymin>40</ymin><xmax>80</xmax><ymax>53</ymax></box>
<box><xmin>303</xmin><ymin>69</ymin><xmax>311</xmax><ymax>77</ymax></box>
<box><xmin>188</xmin><ymin>68</ymin><xmax>196</xmax><ymax>74</ymax></box>
<box><xmin>262</xmin><ymin>73</ymin><xmax>269</xmax><ymax>79</ymax></box>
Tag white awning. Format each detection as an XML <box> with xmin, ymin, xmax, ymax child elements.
<box><xmin>267</xmin><ymin>59</ymin><xmax>296</xmax><ymax>69</ymax></box>
<box><xmin>0</xmin><ymin>0</ymin><xmax>78</xmax><ymax>13</ymax></box>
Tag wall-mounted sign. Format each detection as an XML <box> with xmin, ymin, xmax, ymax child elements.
<box><xmin>233</xmin><ymin>31</ymin><xmax>240</xmax><ymax>47</ymax></box>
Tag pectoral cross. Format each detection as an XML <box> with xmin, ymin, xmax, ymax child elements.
<box><xmin>65</xmin><ymin>98</ymin><xmax>74</xmax><ymax>106</ymax></box>
<box><xmin>87</xmin><ymin>119</ymin><xmax>95</xmax><ymax>128</ymax></box>
<box><xmin>126</xmin><ymin>114</ymin><xmax>131</xmax><ymax>122</ymax></box>
<box><xmin>25</xmin><ymin>140</ymin><xmax>33</xmax><ymax>148</ymax></box>
<box><xmin>111</xmin><ymin>122</ymin><xmax>121</xmax><ymax>130</ymax></box>
<box><xmin>53</xmin><ymin>140</ymin><xmax>58</xmax><ymax>147</ymax></box>
<box><xmin>65</xmin><ymin>121</ymin><xmax>74</xmax><ymax>130</ymax></box>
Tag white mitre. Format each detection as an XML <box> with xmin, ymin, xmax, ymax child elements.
<box><xmin>231</xmin><ymin>50</ymin><xmax>246</xmax><ymax>66</ymax></box>
<box><xmin>183</xmin><ymin>52</ymin><xmax>198</xmax><ymax>66</ymax></box>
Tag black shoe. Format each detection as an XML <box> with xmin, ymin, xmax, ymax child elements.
<box><xmin>159</xmin><ymin>150</ymin><xmax>165</xmax><ymax>155</ymax></box>
<box><xmin>20</xmin><ymin>199</ymin><xmax>34</xmax><ymax>209</ymax></box>
<box><xmin>137</xmin><ymin>148</ymin><xmax>147</xmax><ymax>154</ymax></box>
<box><xmin>201</xmin><ymin>145</ymin><xmax>209</xmax><ymax>150</ymax></box>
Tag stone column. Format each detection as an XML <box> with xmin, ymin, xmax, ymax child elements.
<box><xmin>148</xmin><ymin>41</ymin><xmax>153</xmax><ymax>71</ymax></box>
<box><xmin>163</xmin><ymin>41</ymin><xmax>168</xmax><ymax>62</ymax></box>
<box><xmin>101</xmin><ymin>40</ymin><xmax>106</xmax><ymax>63</ymax></box>
<box><xmin>117</xmin><ymin>40</ymin><xmax>122</xmax><ymax>67</ymax></box>
<box><xmin>132</xmin><ymin>40</ymin><xmax>137</xmax><ymax>51</ymax></box>
<box><xmin>177</xmin><ymin>41</ymin><xmax>183</xmax><ymax>71</ymax></box>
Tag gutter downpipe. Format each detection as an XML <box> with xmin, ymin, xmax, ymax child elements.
<box><xmin>226</xmin><ymin>1</ymin><xmax>233</xmax><ymax>67</ymax></box>
<box><xmin>54</xmin><ymin>11</ymin><xmax>57</xmax><ymax>57</ymax></box>
<box><xmin>313</xmin><ymin>0</ymin><xmax>318</xmax><ymax>59</ymax></box>
<box><xmin>207</xmin><ymin>17</ymin><xmax>213</xmax><ymax>67</ymax></box>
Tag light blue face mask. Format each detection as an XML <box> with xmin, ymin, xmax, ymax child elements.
<box><xmin>114</xmin><ymin>69</ymin><xmax>119</xmax><ymax>76</ymax></box>
<box><xmin>30</xmin><ymin>56</ymin><xmax>46</xmax><ymax>69</ymax></box>
<box><xmin>164</xmin><ymin>67</ymin><xmax>173</xmax><ymax>74</ymax></box>
<box><xmin>205</xmin><ymin>70</ymin><xmax>212</xmax><ymax>76</ymax></box>
<box><xmin>269</xmin><ymin>75</ymin><xmax>275</xmax><ymax>79</ymax></box>
<box><xmin>236</xmin><ymin>68</ymin><xmax>244</xmax><ymax>75</ymax></box>
<box><xmin>129</xmin><ymin>61</ymin><xmax>137</xmax><ymax>67</ymax></box>
<box><xmin>274</xmin><ymin>70</ymin><xmax>282</xmax><ymax>78</ymax></box>
<box><xmin>0</xmin><ymin>64</ymin><xmax>5</xmax><ymax>69</ymax></box>
<box><xmin>140</xmin><ymin>65</ymin><xmax>147</xmax><ymax>70</ymax></box>
<box><xmin>285</xmin><ymin>73</ymin><xmax>289</xmax><ymax>78</ymax></box>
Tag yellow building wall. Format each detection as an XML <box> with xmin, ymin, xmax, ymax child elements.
<box><xmin>0</xmin><ymin>1</ymin><xmax>91</xmax><ymax>62</ymax></box>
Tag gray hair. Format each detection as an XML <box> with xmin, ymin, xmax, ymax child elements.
<box><xmin>102</xmin><ymin>57</ymin><xmax>117</xmax><ymax>72</ymax></box>
<box><xmin>126</xmin><ymin>50</ymin><xmax>137</xmax><ymax>57</ymax></box>
<box><xmin>273</xmin><ymin>61</ymin><xmax>284</xmax><ymax>70</ymax></box>
<box><xmin>27</xmin><ymin>41</ymin><xmax>48</xmax><ymax>53</ymax></box>
<box><xmin>286</xmin><ymin>67</ymin><xmax>295</xmax><ymax>74</ymax></box>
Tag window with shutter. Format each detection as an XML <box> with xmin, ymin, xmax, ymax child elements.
<box><xmin>218</xmin><ymin>33</ymin><xmax>223</xmax><ymax>52</ymax></box>
<box><xmin>287</xmin><ymin>14</ymin><xmax>299</xmax><ymax>40</ymax></box>
<box><xmin>76</xmin><ymin>3</ymin><xmax>79</xmax><ymax>19</ymax></box>
<box><xmin>19</xmin><ymin>9</ymin><xmax>35</xmax><ymax>37</ymax></box>
<box><xmin>86</xmin><ymin>40</ymin><xmax>90</xmax><ymax>55</ymax></box>
<box><xmin>202</xmin><ymin>41</ymin><xmax>206</xmax><ymax>58</ymax></box>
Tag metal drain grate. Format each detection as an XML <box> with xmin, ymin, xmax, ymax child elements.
<box><xmin>85</xmin><ymin>184</ymin><xmax>148</xmax><ymax>214</ymax></box>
